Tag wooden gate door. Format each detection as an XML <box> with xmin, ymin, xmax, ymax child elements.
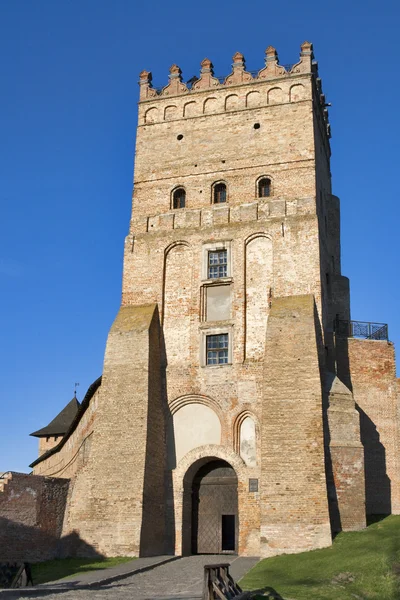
<box><xmin>191</xmin><ymin>460</ymin><xmax>238</xmax><ymax>554</ymax></box>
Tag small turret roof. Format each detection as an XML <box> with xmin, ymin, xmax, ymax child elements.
<box><xmin>30</xmin><ymin>397</ymin><xmax>80</xmax><ymax>437</ymax></box>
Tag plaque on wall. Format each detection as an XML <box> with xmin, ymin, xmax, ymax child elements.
<box><xmin>249</xmin><ymin>478</ymin><xmax>258</xmax><ymax>492</ymax></box>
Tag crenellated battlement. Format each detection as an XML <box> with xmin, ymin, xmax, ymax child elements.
<box><xmin>139</xmin><ymin>41</ymin><xmax>316</xmax><ymax>101</ymax></box>
<box><xmin>138</xmin><ymin>42</ymin><xmax>331</xmax><ymax>139</ymax></box>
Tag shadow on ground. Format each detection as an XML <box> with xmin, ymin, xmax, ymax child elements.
<box><xmin>248</xmin><ymin>587</ymin><xmax>286</xmax><ymax>599</ymax></box>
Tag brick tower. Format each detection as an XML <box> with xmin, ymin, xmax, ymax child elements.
<box><xmin>27</xmin><ymin>42</ymin><xmax>400</xmax><ymax>560</ymax></box>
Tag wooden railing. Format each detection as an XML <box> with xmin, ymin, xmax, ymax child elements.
<box><xmin>202</xmin><ymin>563</ymin><xmax>250</xmax><ymax>600</ymax></box>
<box><xmin>0</xmin><ymin>563</ymin><xmax>33</xmax><ymax>588</ymax></box>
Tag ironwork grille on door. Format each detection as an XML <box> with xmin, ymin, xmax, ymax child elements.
<box><xmin>191</xmin><ymin>461</ymin><xmax>238</xmax><ymax>554</ymax></box>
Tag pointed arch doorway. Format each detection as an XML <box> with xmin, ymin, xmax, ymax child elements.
<box><xmin>191</xmin><ymin>459</ymin><xmax>238</xmax><ymax>554</ymax></box>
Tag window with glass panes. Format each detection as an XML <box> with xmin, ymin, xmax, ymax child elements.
<box><xmin>258</xmin><ymin>178</ymin><xmax>271</xmax><ymax>198</ymax></box>
<box><xmin>208</xmin><ymin>249</ymin><xmax>227</xmax><ymax>279</ymax></box>
<box><xmin>206</xmin><ymin>334</ymin><xmax>229</xmax><ymax>365</ymax></box>
<box><xmin>213</xmin><ymin>183</ymin><xmax>227</xmax><ymax>203</ymax></box>
<box><xmin>173</xmin><ymin>187</ymin><xmax>186</xmax><ymax>209</ymax></box>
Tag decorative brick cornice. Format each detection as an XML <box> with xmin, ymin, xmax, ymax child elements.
<box><xmin>138</xmin><ymin>70</ymin><xmax>158</xmax><ymax>101</ymax></box>
<box><xmin>138</xmin><ymin>42</ymin><xmax>317</xmax><ymax>101</ymax></box>
<box><xmin>224</xmin><ymin>52</ymin><xmax>253</xmax><ymax>85</ymax></box>
<box><xmin>161</xmin><ymin>64</ymin><xmax>189</xmax><ymax>97</ymax></box>
<box><xmin>192</xmin><ymin>58</ymin><xmax>220</xmax><ymax>91</ymax></box>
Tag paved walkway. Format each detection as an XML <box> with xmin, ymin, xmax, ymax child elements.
<box><xmin>40</xmin><ymin>556</ymin><xmax>177</xmax><ymax>588</ymax></box>
<box><xmin>0</xmin><ymin>555</ymin><xmax>259</xmax><ymax>599</ymax></box>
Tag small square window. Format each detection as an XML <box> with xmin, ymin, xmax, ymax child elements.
<box><xmin>206</xmin><ymin>333</ymin><xmax>228</xmax><ymax>365</ymax></box>
<box><xmin>208</xmin><ymin>250</ymin><xmax>227</xmax><ymax>279</ymax></box>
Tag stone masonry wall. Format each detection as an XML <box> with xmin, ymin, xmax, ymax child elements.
<box><xmin>347</xmin><ymin>338</ymin><xmax>400</xmax><ymax>515</ymax></box>
<box><xmin>62</xmin><ymin>304</ymin><xmax>167</xmax><ymax>557</ymax></box>
<box><xmin>326</xmin><ymin>375</ymin><xmax>366</xmax><ymax>532</ymax></box>
<box><xmin>260</xmin><ymin>295</ymin><xmax>332</xmax><ymax>557</ymax></box>
<box><xmin>32</xmin><ymin>387</ymin><xmax>100</xmax><ymax>479</ymax></box>
<box><xmin>0</xmin><ymin>473</ymin><xmax>69</xmax><ymax>562</ymax></box>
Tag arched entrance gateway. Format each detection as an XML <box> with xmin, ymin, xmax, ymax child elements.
<box><xmin>190</xmin><ymin>460</ymin><xmax>238</xmax><ymax>554</ymax></box>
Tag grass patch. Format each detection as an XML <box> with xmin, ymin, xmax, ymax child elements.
<box><xmin>31</xmin><ymin>556</ymin><xmax>133</xmax><ymax>585</ymax></box>
<box><xmin>240</xmin><ymin>515</ymin><xmax>400</xmax><ymax>600</ymax></box>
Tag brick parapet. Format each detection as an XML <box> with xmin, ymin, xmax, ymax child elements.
<box><xmin>138</xmin><ymin>42</ymin><xmax>316</xmax><ymax>102</ymax></box>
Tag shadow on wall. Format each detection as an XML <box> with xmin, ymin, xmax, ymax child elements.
<box><xmin>0</xmin><ymin>517</ymin><xmax>104</xmax><ymax>562</ymax></box>
<box><xmin>140</xmin><ymin>312</ymin><xmax>175</xmax><ymax>556</ymax></box>
<box><xmin>335</xmin><ymin>335</ymin><xmax>391</xmax><ymax>519</ymax></box>
<box><xmin>162</xmin><ymin>324</ymin><xmax>176</xmax><ymax>555</ymax></box>
<box><xmin>357</xmin><ymin>405</ymin><xmax>391</xmax><ymax>516</ymax></box>
<box><xmin>165</xmin><ymin>412</ymin><xmax>176</xmax><ymax>554</ymax></box>
<box><xmin>314</xmin><ymin>302</ymin><xmax>342</xmax><ymax>536</ymax></box>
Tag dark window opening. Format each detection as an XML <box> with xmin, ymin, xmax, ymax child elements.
<box><xmin>208</xmin><ymin>249</ymin><xmax>227</xmax><ymax>279</ymax></box>
<box><xmin>206</xmin><ymin>333</ymin><xmax>229</xmax><ymax>365</ymax></box>
<box><xmin>253</xmin><ymin>122</ymin><xmax>260</xmax><ymax>129</ymax></box>
<box><xmin>221</xmin><ymin>515</ymin><xmax>235</xmax><ymax>551</ymax></box>
<box><xmin>258</xmin><ymin>178</ymin><xmax>271</xmax><ymax>198</ymax></box>
<box><xmin>177</xmin><ymin>134</ymin><xmax>183</xmax><ymax>140</ymax></box>
<box><xmin>213</xmin><ymin>183</ymin><xmax>227</xmax><ymax>204</ymax></box>
<box><xmin>173</xmin><ymin>187</ymin><xmax>186</xmax><ymax>209</ymax></box>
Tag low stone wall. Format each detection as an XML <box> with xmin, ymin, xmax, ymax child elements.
<box><xmin>0</xmin><ymin>473</ymin><xmax>69</xmax><ymax>562</ymax></box>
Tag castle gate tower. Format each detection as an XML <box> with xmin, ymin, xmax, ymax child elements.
<box><xmin>67</xmin><ymin>42</ymin><xmax>338</xmax><ymax>557</ymax></box>
<box><xmin>30</xmin><ymin>41</ymin><xmax>400</xmax><ymax>559</ymax></box>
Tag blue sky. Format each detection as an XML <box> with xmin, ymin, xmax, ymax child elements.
<box><xmin>1</xmin><ymin>1</ymin><xmax>399</xmax><ymax>472</ymax></box>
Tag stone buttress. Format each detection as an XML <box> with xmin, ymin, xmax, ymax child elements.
<box><xmin>62</xmin><ymin>305</ymin><xmax>167</xmax><ymax>556</ymax></box>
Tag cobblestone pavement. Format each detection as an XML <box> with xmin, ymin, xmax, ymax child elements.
<box><xmin>1</xmin><ymin>555</ymin><xmax>259</xmax><ymax>600</ymax></box>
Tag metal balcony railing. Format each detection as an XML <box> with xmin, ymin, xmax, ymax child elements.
<box><xmin>334</xmin><ymin>318</ymin><xmax>389</xmax><ymax>341</ymax></box>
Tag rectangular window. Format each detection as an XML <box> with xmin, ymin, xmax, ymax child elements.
<box><xmin>206</xmin><ymin>333</ymin><xmax>229</xmax><ymax>365</ymax></box>
<box><xmin>208</xmin><ymin>250</ymin><xmax>227</xmax><ymax>279</ymax></box>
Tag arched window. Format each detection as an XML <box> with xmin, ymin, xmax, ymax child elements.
<box><xmin>258</xmin><ymin>177</ymin><xmax>271</xmax><ymax>198</ymax></box>
<box><xmin>172</xmin><ymin>187</ymin><xmax>186</xmax><ymax>209</ymax></box>
<box><xmin>213</xmin><ymin>182</ymin><xmax>227</xmax><ymax>204</ymax></box>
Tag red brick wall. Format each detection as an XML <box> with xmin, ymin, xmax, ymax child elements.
<box><xmin>0</xmin><ymin>473</ymin><xmax>69</xmax><ymax>562</ymax></box>
<box><xmin>347</xmin><ymin>339</ymin><xmax>400</xmax><ymax>515</ymax></box>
